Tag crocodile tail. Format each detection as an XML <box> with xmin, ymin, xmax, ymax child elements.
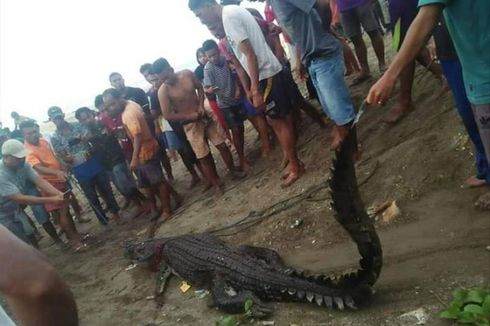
<box><xmin>328</xmin><ymin>126</ymin><xmax>383</xmax><ymax>288</ymax></box>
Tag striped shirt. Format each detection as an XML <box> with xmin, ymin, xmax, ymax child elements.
<box><xmin>203</xmin><ymin>57</ymin><xmax>240</xmax><ymax>109</ymax></box>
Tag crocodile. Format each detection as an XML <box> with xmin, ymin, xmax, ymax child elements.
<box><xmin>124</xmin><ymin>127</ymin><xmax>382</xmax><ymax>316</ymax></box>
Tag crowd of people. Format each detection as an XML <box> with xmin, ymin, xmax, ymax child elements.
<box><xmin>0</xmin><ymin>0</ymin><xmax>489</xmax><ymax>322</ymax></box>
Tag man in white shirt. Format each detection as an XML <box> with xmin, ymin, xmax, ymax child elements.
<box><xmin>189</xmin><ymin>0</ymin><xmax>303</xmax><ymax>187</ymax></box>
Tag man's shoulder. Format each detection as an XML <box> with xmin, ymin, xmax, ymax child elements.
<box><xmin>127</xmin><ymin>86</ymin><xmax>146</xmax><ymax>95</ymax></box>
<box><xmin>223</xmin><ymin>4</ymin><xmax>250</xmax><ymax>22</ymax></box>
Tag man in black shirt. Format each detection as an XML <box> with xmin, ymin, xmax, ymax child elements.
<box><xmin>75</xmin><ymin>107</ymin><xmax>145</xmax><ymax>216</ymax></box>
<box><xmin>109</xmin><ymin>72</ymin><xmax>150</xmax><ymax>113</ymax></box>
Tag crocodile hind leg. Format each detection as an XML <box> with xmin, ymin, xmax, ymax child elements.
<box><xmin>235</xmin><ymin>245</ymin><xmax>285</xmax><ymax>269</ymax></box>
<box><xmin>208</xmin><ymin>275</ymin><xmax>274</xmax><ymax>318</ymax></box>
<box><xmin>154</xmin><ymin>262</ymin><xmax>172</xmax><ymax>306</ymax></box>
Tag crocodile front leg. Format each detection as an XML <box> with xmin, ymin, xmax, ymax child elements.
<box><xmin>208</xmin><ymin>275</ymin><xmax>274</xmax><ymax>318</ymax></box>
<box><xmin>155</xmin><ymin>262</ymin><xmax>172</xmax><ymax>306</ymax></box>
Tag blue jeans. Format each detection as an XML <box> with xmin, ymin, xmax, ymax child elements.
<box><xmin>25</xmin><ymin>185</ymin><xmax>50</xmax><ymax>224</ymax></box>
<box><xmin>77</xmin><ymin>171</ymin><xmax>119</xmax><ymax>225</ymax></box>
<box><xmin>308</xmin><ymin>50</ymin><xmax>355</xmax><ymax>125</ymax></box>
<box><xmin>441</xmin><ymin>59</ymin><xmax>490</xmax><ymax>184</ymax></box>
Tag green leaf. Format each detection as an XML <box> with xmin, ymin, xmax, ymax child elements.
<box><xmin>453</xmin><ymin>288</ymin><xmax>468</xmax><ymax>303</ymax></box>
<box><xmin>458</xmin><ymin>311</ymin><xmax>478</xmax><ymax>324</ymax></box>
<box><xmin>440</xmin><ymin>310</ymin><xmax>459</xmax><ymax>320</ymax></box>
<box><xmin>466</xmin><ymin>289</ymin><xmax>485</xmax><ymax>304</ymax></box>
<box><xmin>482</xmin><ymin>295</ymin><xmax>490</xmax><ymax>315</ymax></box>
<box><xmin>464</xmin><ymin>304</ymin><xmax>484</xmax><ymax>315</ymax></box>
<box><xmin>244</xmin><ymin>299</ymin><xmax>254</xmax><ymax>312</ymax></box>
<box><xmin>216</xmin><ymin>316</ymin><xmax>238</xmax><ymax>326</ymax></box>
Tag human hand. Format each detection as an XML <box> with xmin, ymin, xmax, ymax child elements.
<box><xmin>366</xmin><ymin>73</ymin><xmax>396</xmax><ymax>106</ymax></box>
<box><xmin>130</xmin><ymin>157</ymin><xmax>139</xmax><ymax>171</ymax></box>
<box><xmin>269</xmin><ymin>24</ymin><xmax>282</xmax><ymax>36</ymax></box>
<box><xmin>251</xmin><ymin>90</ymin><xmax>265</xmax><ymax>112</ymax></box>
<box><xmin>296</xmin><ymin>64</ymin><xmax>308</xmax><ymax>81</ymax></box>
<box><xmin>61</xmin><ymin>153</ymin><xmax>74</xmax><ymax>164</ymax></box>
<box><xmin>48</xmin><ymin>194</ymin><xmax>66</xmax><ymax>205</ymax></box>
<box><xmin>55</xmin><ymin>171</ymin><xmax>68</xmax><ymax>182</ymax></box>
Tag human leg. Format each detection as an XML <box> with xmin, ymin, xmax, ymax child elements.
<box><xmin>441</xmin><ymin>59</ymin><xmax>489</xmax><ymax>186</ymax></box>
<box><xmin>25</xmin><ymin>186</ymin><xmax>62</xmax><ymax>243</ymax></box>
<box><xmin>52</xmin><ymin>203</ymin><xmax>83</xmax><ymax>250</ymax></box>
<box><xmin>199</xmin><ymin>155</ymin><xmax>224</xmax><ymax>196</ymax></box>
<box><xmin>308</xmin><ymin>52</ymin><xmax>356</xmax><ymax>149</ymax></box>
<box><xmin>367</xmin><ymin>30</ymin><xmax>386</xmax><ymax>72</ymax></box>
<box><xmin>471</xmin><ymin>103</ymin><xmax>490</xmax><ymax>210</ymax></box>
<box><xmin>340</xmin><ymin>7</ymin><xmax>371</xmax><ymax>83</ymax></box>
<box><xmin>267</xmin><ymin>116</ymin><xmax>301</xmax><ymax>187</ymax></box>
<box><xmin>77</xmin><ymin>177</ymin><xmax>109</xmax><ymax>225</ymax></box>
<box><xmin>382</xmin><ymin>61</ymin><xmax>416</xmax><ymax>123</ymax></box>
<box><xmin>94</xmin><ymin>171</ymin><xmax>122</xmax><ymax>223</ymax></box>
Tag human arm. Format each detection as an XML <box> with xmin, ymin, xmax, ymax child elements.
<box><xmin>366</xmin><ymin>4</ymin><xmax>443</xmax><ymax>105</ymax></box>
<box><xmin>33</xmin><ymin>175</ymin><xmax>64</xmax><ymax>197</ymax></box>
<box><xmin>229</xmin><ymin>55</ymin><xmax>251</xmax><ymax>99</ymax></box>
<box><xmin>0</xmin><ymin>225</ymin><xmax>78</xmax><ymax>326</ymax></box>
<box><xmin>295</xmin><ymin>46</ymin><xmax>308</xmax><ymax>80</ymax></box>
<box><xmin>192</xmin><ymin>72</ymin><xmax>207</xmax><ymax>115</ymax></box>
<box><xmin>130</xmin><ymin>134</ymin><xmax>142</xmax><ymax>171</ymax></box>
<box><xmin>239</xmin><ymin>39</ymin><xmax>264</xmax><ymax>110</ymax></box>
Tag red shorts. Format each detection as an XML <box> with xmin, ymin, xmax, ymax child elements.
<box><xmin>41</xmin><ymin>181</ymin><xmax>69</xmax><ymax>213</ymax></box>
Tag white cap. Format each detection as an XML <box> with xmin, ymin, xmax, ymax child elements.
<box><xmin>1</xmin><ymin>139</ymin><xmax>27</xmax><ymax>158</ymax></box>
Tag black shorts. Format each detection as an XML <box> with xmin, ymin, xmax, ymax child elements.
<box><xmin>259</xmin><ymin>71</ymin><xmax>292</xmax><ymax>119</ymax></box>
<box><xmin>221</xmin><ymin>104</ymin><xmax>246</xmax><ymax>128</ymax></box>
<box><xmin>136</xmin><ymin>154</ymin><xmax>164</xmax><ymax>188</ymax></box>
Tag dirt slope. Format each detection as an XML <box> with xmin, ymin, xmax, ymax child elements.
<box><xmin>40</xmin><ymin>42</ymin><xmax>490</xmax><ymax>326</ymax></box>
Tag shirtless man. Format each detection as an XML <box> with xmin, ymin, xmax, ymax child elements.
<box><xmin>154</xmin><ymin>57</ymin><xmax>243</xmax><ymax>197</ymax></box>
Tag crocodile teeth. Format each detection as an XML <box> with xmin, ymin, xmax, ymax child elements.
<box><xmin>324</xmin><ymin>296</ymin><xmax>333</xmax><ymax>309</ymax></box>
<box><xmin>315</xmin><ymin>294</ymin><xmax>323</xmax><ymax>306</ymax></box>
<box><xmin>288</xmin><ymin>288</ymin><xmax>296</xmax><ymax>295</ymax></box>
<box><xmin>297</xmin><ymin>290</ymin><xmax>305</xmax><ymax>299</ymax></box>
<box><xmin>280</xmin><ymin>288</ymin><xmax>287</xmax><ymax>294</ymax></box>
<box><xmin>334</xmin><ymin>297</ymin><xmax>344</xmax><ymax>310</ymax></box>
<box><xmin>344</xmin><ymin>296</ymin><xmax>357</xmax><ymax>310</ymax></box>
<box><xmin>306</xmin><ymin>292</ymin><xmax>314</xmax><ymax>302</ymax></box>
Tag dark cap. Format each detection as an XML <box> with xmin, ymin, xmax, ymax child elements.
<box><xmin>47</xmin><ymin>106</ymin><xmax>64</xmax><ymax>120</ymax></box>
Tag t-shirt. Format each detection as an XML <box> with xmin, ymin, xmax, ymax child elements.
<box><xmin>124</xmin><ymin>86</ymin><xmax>150</xmax><ymax>115</ymax></box>
<box><xmin>203</xmin><ymin>57</ymin><xmax>241</xmax><ymax>109</ymax></box>
<box><xmin>0</xmin><ymin>161</ymin><xmax>38</xmax><ymax>226</ymax></box>
<box><xmin>121</xmin><ymin>101</ymin><xmax>159</xmax><ymax>161</ymax></box>
<box><xmin>418</xmin><ymin>0</ymin><xmax>490</xmax><ymax>105</ymax></box>
<box><xmin>25</xmin><ymin>138</ymin><xmax>63</xmax><ymax>183</ymax></box>
<box><xmin>223</xmin><ymin>5</ymin><xmax>282</xmax><ymax>82</ymax></box>
<box><xmin>51</xmin><ymin>122</ymin><xmax>91</xmax><ymax>166</ymax></box>
<box><xmin>270</xmin><ymin>0</ymin><xmax>341</xmax><ymax>66</ymax></box>
<box><xmin>98</xmin><ymin>114</ymin><xmax>133</xmax><ymax>162</ymax></box>
<box><xmin>86</xmin><ymin>121</ymin><xmax>126</xmax><ymax>170</ymax></box>
<box><xmin>336</xmin><ymin>0</ymin><xmax>369</xmax><ymax>12</ymax></box>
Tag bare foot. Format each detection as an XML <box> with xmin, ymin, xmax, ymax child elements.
<box><xmin>214</xmin><ymin>184</ymin><xmax>225</xmax><ymax>198</ymax></box>
<box><xmin>330</xmin><ymin>125</ymin><xmax>349</xmax><ymax>151</ymax></box>
<box><xmin>282</xmin><ymin>161</ymin><xmax>305</xmax><ymax>180</ymax></box>
<box><xmin>381</xmin><ymin>104</ymin><xmax>414</xmax><ymax>124</ymax></box>
<box><xmin>202</xmin><ymin>182</ymin><xmax>213</xmax><ymax>194</ymax></box>
<box><xmin>281</xmin><ymin>170</ymin><xmax>302</xmax><ymax>188</ymax></box>
<box><xmin>475</xmin><ymin>191</ymin><xmax>490</xmax><ymax>210</ymax></box>
<box><xmin>464</xmin><ymin>176</ymin><xmax>487</xmax><ymax>188</ymax></box>
<box><xmin>280</xmin><ymin>157</ymin><xmax>289</xmax><ymax>170</ymax></box>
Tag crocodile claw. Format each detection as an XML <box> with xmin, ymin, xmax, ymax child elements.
<box><xmin>334</xmin><ymin>297</ymin><xmax>344</xmax><ymax>310</ymax></box>
<box><xmin>251</xmin><ymin>302</ymin><xmax>274</xmax><ymax>318</ymax></box>
<box><xmin>324</xmin><ymin>296</ymin><xmax>333</xmax><ymax>309</ymax></box>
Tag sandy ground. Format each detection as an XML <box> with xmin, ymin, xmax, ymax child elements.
<box><xmin>35</xmin><ymin>39</ymin><xmax>490</xmax><ymax>326</ymax></box>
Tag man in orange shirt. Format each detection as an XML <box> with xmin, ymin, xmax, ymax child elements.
<box><xmin>102</xmin><ymin>88</ymin><xmax>181</xmax><ymax>229</ymax></box>
<box><xmin>20</xmin><ymin>120</ymin><xmax>85</xmax><ymax>251</ymax></box>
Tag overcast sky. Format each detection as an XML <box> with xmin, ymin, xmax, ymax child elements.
<box><xmin>0</xmin><ymin>0</ymin><xmax>264</xmax><ymax>129</ymax></box>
